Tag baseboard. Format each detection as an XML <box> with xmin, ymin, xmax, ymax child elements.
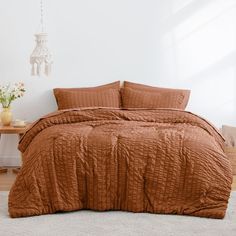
<box><xmin>0</xmin><ymin>157</ymin><xmax>20</xmax><ymax>167</ymax></box>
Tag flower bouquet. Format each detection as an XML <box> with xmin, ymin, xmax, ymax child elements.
<box><xmin>0</xmin><ymin>82</ymin><xmax>25</xmax><ymax>126</ymax></box>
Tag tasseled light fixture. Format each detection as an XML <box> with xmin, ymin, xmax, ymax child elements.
<box><xmin>30</xmin><ymin>0</ymin><xmax>53</xmax><ymax>76</ymax></box>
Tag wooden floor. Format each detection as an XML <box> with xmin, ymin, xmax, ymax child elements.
<box><xmin>232</xmin><ymin>175</ymin><xmax>236</xmax><ymax>190</ymax></box>
<box><xmin>0</xmin><ymin>168</ymin><xmax>236</xmax><ymax>191</ymax></box>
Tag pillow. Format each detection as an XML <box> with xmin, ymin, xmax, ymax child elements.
<box><xmin>122</xmin><ymin>81</ymin><xmax>190</xmax><ymax>110</ymax></box>
<box><xmin>54</xmin><ymin>81</ymin><xmax>121</xmax><ymax>110</ymax></box>
<box><xmin>54</xmin><ymin>81</ymin><xmax>120</xmax><ymax>96</ymax></box>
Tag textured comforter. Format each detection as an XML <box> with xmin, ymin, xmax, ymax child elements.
<box><xmin>8</xmin><ymin>108</ymin><xmax>232</xmax><ymax>218</ymax></box>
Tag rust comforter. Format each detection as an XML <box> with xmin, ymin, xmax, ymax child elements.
<box><xmin>8</xmin><ymin>108</ymin><xmax>232</xmax><ymax>218</ymax></box>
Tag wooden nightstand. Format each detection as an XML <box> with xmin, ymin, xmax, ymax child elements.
<box><xmin>222</xmin><ymin>125</ymin><xmax>236</xmax><ymax>175</ymax></box>
<box><xmin>0</xmin><ymin>124</ymin><xmax>31</xmax><ymax>174</ymax></box>
<box><xmin>224</xmin><ymin>147</ymin><xmax>236</xmax><ymax>175</ymax></box>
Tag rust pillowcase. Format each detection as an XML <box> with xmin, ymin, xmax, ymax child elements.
<box><xmin>54</xmin><ymin>81</ymin><xmax>121</xmax><ymax>110</ymax></box>
<box><xmin>122</xmin><ymin>81</ymin><xmax>190</xmax><ymax>110</ymax></box>
<box><xmin>53</xmin><ymin>80</ymin><xmax>190</xmax><ymax>110</ymax></box>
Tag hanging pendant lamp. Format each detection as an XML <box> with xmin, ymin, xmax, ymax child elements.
<box><xmin>30</xmin><ymin>0</ymin><xmax>53</xmax><ymax>76</ymax></box>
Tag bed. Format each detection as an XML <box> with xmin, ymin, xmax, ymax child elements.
<box><xmin>8</xmin><ymin>81</ymin><xmax>232</xmax><ymax>218</ymax></box>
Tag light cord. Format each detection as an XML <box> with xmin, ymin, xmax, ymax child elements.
<box><xmin>40</xmin><ymin>0</ymin><xmax>44</xmax><ymax>32</ymax></box>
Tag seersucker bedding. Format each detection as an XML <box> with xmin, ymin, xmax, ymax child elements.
<box><xmin>8</xmin><ymin>108</ymin><xmax>232</xmax><ymax>218</ymax></box>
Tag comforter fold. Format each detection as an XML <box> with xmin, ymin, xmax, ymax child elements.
<box><xmin>9</xmin><ymin>108</ymin><xmax>232</xmax><ymax>218</ymax></box>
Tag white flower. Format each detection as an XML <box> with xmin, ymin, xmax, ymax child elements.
<box><xmin>0</xmin><ymin>82</ymin><xmax>25</xmax><ymax>108</ymax></box>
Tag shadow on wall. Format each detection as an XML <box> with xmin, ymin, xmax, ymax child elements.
<box><xmin>159</xmin><ymin>0</ymin><xmax>214</xmax><ymax>34</ymax></box>
<box><xmin>158</xmin><ymin>0</ymin><xmax>236</xmax><ymax>126</ymax></box>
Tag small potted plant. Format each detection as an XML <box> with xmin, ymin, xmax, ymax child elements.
<box><xmin>0</xmin><ymin>83</ymin><xmax>25</xmax><ymax>126</ymax></box>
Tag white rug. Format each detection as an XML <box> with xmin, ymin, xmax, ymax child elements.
<box><xmin>0</xmin><ymin>192</ymin><xmax>235</xmax><ymax>236</ymax></box>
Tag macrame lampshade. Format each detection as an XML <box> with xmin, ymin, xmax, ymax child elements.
<box><xmin>30</xmin><ymin>33</ymin><xmax>52</xmax><ymax>76</ymax></box>
<box><xmin>30</xmin><ymin>0</ymin><xmax>53</xmax><ymax>76</ymax></box>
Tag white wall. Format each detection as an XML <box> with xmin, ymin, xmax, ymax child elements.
<box><xmin>0</xmin><ymin>0</ymin><xmax>236</xmax><ymax>166</ymax></box>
